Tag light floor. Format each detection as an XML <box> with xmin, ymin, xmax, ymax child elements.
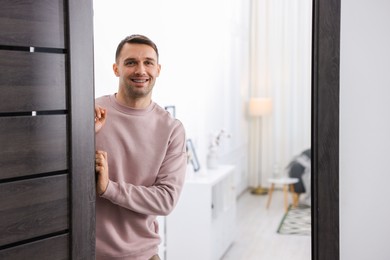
<box><xmin>221</xmin><ymin>189</ymin><xmax>311</xmax><ymax>260</ymax></box>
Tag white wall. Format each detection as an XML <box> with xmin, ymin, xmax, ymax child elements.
<box><xmin>340</xmin><ymin>0</ymin><xmax>390</xmax><ymax>259</ymax></box>
<box><xmin>93</xmin><ymin>0</ymin><xmax>251</xmax><ymax>193</ymax></box>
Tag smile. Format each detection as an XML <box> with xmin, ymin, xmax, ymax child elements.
<box><xmin>131</xmin><ymin>79</ymin><xmax>149</xmax><ymax>83</ymax></box>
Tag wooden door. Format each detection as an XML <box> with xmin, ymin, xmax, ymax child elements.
<box><xmin>0</xmin><ymin>0</ymin><xmax>95</xmax><ymax>259</ymax></box>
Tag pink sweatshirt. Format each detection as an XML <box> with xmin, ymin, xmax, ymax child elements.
<box><xmin>95</xmin><ymin>94</ymin><xmax>187</xmax><ymax>260</ymax></box>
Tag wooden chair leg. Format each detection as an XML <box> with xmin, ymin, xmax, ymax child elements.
<box><xmin>292</xmin><ymin>193</ymin><xmax>300</xmax><ymax>207</ymax></box>
<box><xmin>283</xmin><ymin>184</ymin><xmax>289</xmax><ymax>212</ymax></box>
<box><xmin>289</xmin><ymin>184</ymin><xmax>299</xmax><ymax>207</ymax></box>
<box><xmin>266</xmin><ymin>184</ymin><xmax>275</xmax><ymax>209</ymax></box>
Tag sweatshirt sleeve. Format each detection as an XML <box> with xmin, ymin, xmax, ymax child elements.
<box><xmin>101</xmin><ymin>122</ymin><xmax>187</xmax><ymax>216</ymax></box>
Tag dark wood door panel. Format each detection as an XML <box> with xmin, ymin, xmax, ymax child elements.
<box><xmin>0</xmin><ymin>50</ymin><xmax>66</xmax><ymax>113</ymax></box>
<box><xmin>0</xmin><ymin>0</ymin><xmax>95</xmax><ymax>257</ymax></box>
<box><xmin>0</xmin><ymin>175</ymin><xmax>69</xmax><ymax>246</ymax></box>
<box><xmin>0</xmin><ymin>174</ymin><xmax>68</xmax><ymax>211</ymax></box>
<box><xmin>0</xmin><ymin>234</ymin><xmax>69</xmax><ymax>260</ymax></box>
<box><xmin>0</xmin><ymin>115</ymin><xmax>67</xmax><ymax>180</ymax></box>
<box><xmin>0</xmin><ymin>0</ymin><xmax>65</xmax><ymax>48</ymax></box>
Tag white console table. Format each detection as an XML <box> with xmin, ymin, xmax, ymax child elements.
<box><xmin>166</xmin><ymin>165</ymin><xmax>236</xmax><ymax>260</ymax></box>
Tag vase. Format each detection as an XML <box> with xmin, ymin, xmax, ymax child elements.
<box><xmin>207</xmin><ymin>148</ymin><xmax>218</xmax><ymax>169</ymax></box>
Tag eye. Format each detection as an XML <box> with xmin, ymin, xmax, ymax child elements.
<box><xmin>125</xmin><ymin>60</ymin><xmax>136</xmax><ymax>66</ymax></box>
<box><xmin>145</xmin><ymin>60</ymin><xmax>154</xmax><ymax>66</ymax></box>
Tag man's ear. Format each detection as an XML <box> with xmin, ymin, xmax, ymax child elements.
<box><xmin>113</xmin><ymin>63</ymin><xmax>119</xmax><ymax>77</ymax></box>
<box><xmin>157</xmin><ymin>64</ymin><xmax>161</xmax><ymax>77</ymax></box>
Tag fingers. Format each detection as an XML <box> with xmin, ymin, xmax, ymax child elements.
<box><xmin>95</xmin><ymin>151</ymin><xmax>108</xmax><ymax>171</ymax></box>
<box><xmin>95</xmin><ymin>106</ymin><xmax>106</xmax><ymax>120</ymax></box>
<box><xmin>95</xmin><ymin>106</ymin><xmax>107</xmax><ymax>133</ymax></box>
<box><xmin>95</xmin><ymin>150</ymin><xmax>109</xmax><ymax>195</ymax></box>
<box><xmin>95</xmin><ymin>150</ymin><xmax>107</xmax><ymax>164</ymax></box>
<box><xmin>95</xmin><ymin>165</ymin><xmax>105</xmax><ymax>173</ymax></box>
<box><xmin>95</xmin><ymin>106</ymin><xmax>101</xmax><ymax>119</ymax></box>
<box><xmin>96</xmin><ymin>150</ymin><xmax>107</xmax><ymax>157</ymax></box>
<box><xmin>94</xmin><ymin>106</ymin><xmax>106</xmax><ymax>125</ymax></box>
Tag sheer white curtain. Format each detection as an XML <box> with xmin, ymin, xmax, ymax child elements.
<box><xmin>248</xmin><ymin>0</ymin><xmax>312</xmax><ymax>188</ymax></box>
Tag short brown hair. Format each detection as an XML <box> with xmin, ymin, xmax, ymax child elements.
<box><xmin>115</xmin><ymin>34</ymin><xmax>159</xmax><ymax>62</ymax></box>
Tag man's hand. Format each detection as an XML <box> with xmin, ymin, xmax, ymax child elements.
<box><xmin>95</xmin><ymin>150</ymin><xmax>109</xmax><ymax>195</ymax></box>
<box><xmin>95</xmin><ymin>106</ymin><xmax>107</xmax><ymax>133</ymax></box>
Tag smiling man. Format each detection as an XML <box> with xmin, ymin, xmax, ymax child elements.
<box><xmin>94</xmin><ymin>35</ymin><xmax>187</xmax><ymax>260</ymax></box>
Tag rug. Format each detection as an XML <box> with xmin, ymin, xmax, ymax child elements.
<box><xmin>277</xmin><ymin>204</ymin><xmax>311</xmax><ymax>236</ymax></box>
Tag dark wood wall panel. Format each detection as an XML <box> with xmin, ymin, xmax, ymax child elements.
<box><xmin>0</xmin><ymin>175</ymin><xmax>68</xmax><ymax>246</ymax></box>
<box><xmin>0</xmin><ymin>50</ymin><xmax>66</xmax><ymax>113</ymax></box>
<box><xmin>0</xmin><ymin>0</ymin><xmax>65</xmax><ymax>48</ymax></box>
<box><xmin>0</xmin><ymin>115</ymin><xmax>67</xmax><ymax>180</ymax></box>
<box><xmin>0</xmin><ymin>234</ymin><xmax>69</xmax><ymax>260</ymax></box>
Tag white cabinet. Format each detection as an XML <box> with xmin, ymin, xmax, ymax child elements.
<box><xmin>166</xmin><ymin>165</ymin><xmax>236</xmax><ymax>260</ymax></box>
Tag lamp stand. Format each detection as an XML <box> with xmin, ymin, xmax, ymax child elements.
<box><xmin>251</xmin><ymin>186</ymin><xmax>269</xmax><ymax>195</ymax></box>
<box><xmin>251</xmin><ymin>116</ymin><xmax>268</xmax><ymax>196</ymax></box>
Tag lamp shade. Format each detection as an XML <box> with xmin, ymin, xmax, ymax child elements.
<box><xmin>249</xmin><ymin>97</ymin><xmax>272</xmax><ymax>117</ymax></box>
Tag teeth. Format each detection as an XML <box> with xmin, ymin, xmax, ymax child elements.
<box><xmin>133</xmin><ymin>79</ymin><xmax>147</xmax><ymax>83</ymax></box>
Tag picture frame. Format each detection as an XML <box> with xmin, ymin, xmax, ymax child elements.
<box><xmin>164</xmin><ymin>105</ymin><xmax>176</xmax><ymax>118</ymax></box>
<box><xmin>186</xmin><ymin>139</ymin><xmax>200</xmax><ymax>172</ymax></box>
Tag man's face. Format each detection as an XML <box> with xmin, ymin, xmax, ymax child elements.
<box><xmin>113</xmin><ymin>43</ymin><xmax>161</xmax><ymax>99</ymax></box>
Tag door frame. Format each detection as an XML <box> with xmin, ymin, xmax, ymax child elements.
<box><xmin>311</xmin><ymin>0</ymin><xmax>340</xmax><ymax>259</ymax></box>
<box><xmin>68</xmin><ymin>0</ymin><xmax>96</xmax><ymax>259</ymax></box>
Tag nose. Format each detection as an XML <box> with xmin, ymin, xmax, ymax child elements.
<box><xmin>135</xmin><ymin>63</ymin><xmax>146</xmax><ymax>75</ymax></box>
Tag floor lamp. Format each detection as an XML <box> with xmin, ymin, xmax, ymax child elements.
<box><xmin>249</xmin><ymin>97</ymin><xmax>272</xmax><ymax>195</ymax></box>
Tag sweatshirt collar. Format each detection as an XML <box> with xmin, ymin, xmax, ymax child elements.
<box><xmin>109</xmin><ymin>94</ymin><xmax>155</xmax><ymax>115</ymax></box>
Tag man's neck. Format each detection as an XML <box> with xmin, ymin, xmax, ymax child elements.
<box><xmin>115</xmin><ymin>93</ymin><xmax>151</xmax><ymax>109</ymax></box>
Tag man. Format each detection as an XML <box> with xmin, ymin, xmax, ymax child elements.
<box><xmin>94</xmin><ymin>34</ymin><xmax>187</xmax><ymax>260</ymax></box>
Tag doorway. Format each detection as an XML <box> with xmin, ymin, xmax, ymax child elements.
<box><xmin>92</xmin><ymin>0</ymin><xmax>340</xmax><ymax>260</ymax></box>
